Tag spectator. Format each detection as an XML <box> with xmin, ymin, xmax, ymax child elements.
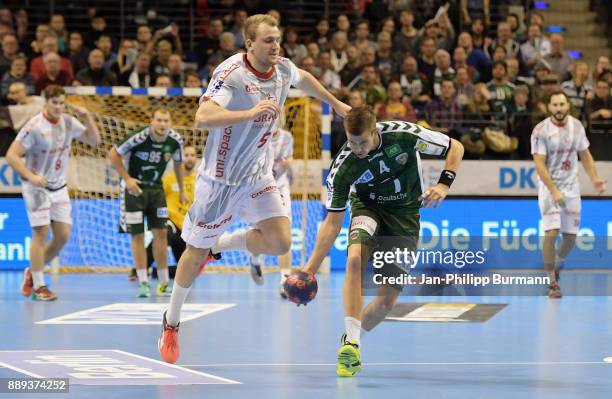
<box><xmin>230</xmin><ymin>9</ymin><xmax>248</xmax><ymax>49</ymax></box>
<box><xmin>282</xmin><ymin>26</ymin><xmax>308</xmax><ymax>65</ymax></box>
<box><xmin>487</xmin><ymin>60</ymin><xmax>515</xmax><ymax>115</ymax></box>
<box><xmin>184</xmin><ymin>69</ymin><xmax>202</xmax><ymax>88</ymax></box>
<box><xmin>425</xmin><ymin>12</ymin><xmax>456</xmax><ymax>53</ymax></box>
<box><xmin>154</xmin><ymin>74</ymin><xmax>172</xmax><ymax>88</ymax></box>
<box><xmin>1</xmin><ymin>56</ymin><xmax>34</xmax><ymax>100</ymax></box>
<box><xmin>417</xmin><ymin>37</ymin><xmax>436</xmax><ymax>82</ymax></box>
<box><xmin>398</xmin><ymin>54</ymin><xmax>431</xmax><ymax>114</ymax></box>
<box><xmin>360</xmin><ymin>46</ymin><xmax>376</xmax><ymax>68</ymax></box>
<box><xmin>49</xmin><ymin>14</ymin><xmax>68</xmax><ymax>53</ymax></box>
<box><xmin>306</xmin><ymin>42</ymin><xmax>321</xmax><ymax>64</ymax></box>
<box><xmin>455</xmin><ymin>66</ymin><xmax>475</xmax><ymax>107</ymax></box>
<box><xmin>491</xmin><ymin>46</ymin><xmax>508</xmax><ymax>63</ymax></box>
<box><xmin>425</xmin><ymin>78</ymin><xmax>463</xmax><ymax>136</ymax></box>
<box><xmin>329</xmin><ymin>31</ymin><xmax>348</xmax><ymax>73</ymax></box>
<box><xmin>544</xmin><ymin>34</ymin><xmax>573</xmax><ymax>82</ymax></box>
<box><xmin>311</xmin><ymin>18</ymin><xmax>331</xmax><ymax>52</ymax></box>
<box><xmin>96</xmin><ymin>34</ymin><xmax>117</xmax><ymax>72</ymax></box>
<box><xmin>136</xmin><ymin>25</ymin><xmax>153</xmax><ymax>54</ymax></box>
<box><xmin>393</xmin><ymin>9</ymin><xmax>419</xmax><ymax>57</ymax></box>
<box><xmin>30</xmin><ymin>36</ymin><xmax>74</xmax><ymax>81</ymax></box>
<box><xmin>461</xmin><ymin>0</ymin><xmax>491</xmax><ymax>27</ymax></box>
<box><xmin>453</xmin><ymin>46</ymin><xmax>479</xmax><ymax>82</ymax></box>
<box><xmin>533</xmin><ymin>73</ymin><xmax>560</xmax><ymax>122</ymax></box>
<box><xmin>376</xmin><ymin>81</ymin><xmax>416</xmax><ymax>122</ymax></box>
<box><xmin>363</xmin><ymin>0</ymin><xmax>390</xmax><ymax>33</ymax></box>
<box><xmin>0</xmin><ymin>33</ymin><xmax>20</xmax><ymax>77</ymax></box>
<box><xmin>462</xmin><ymin>82</ymin><xmax>491</xmax><ymax>156</ymax></box>
<box><xmin>375</xmin><ymin>31</ymin><xmax>398</xmax><ymax>86</ymax></box>
<box><xmin>433</xmin><ymin>49</ymin><xmax>456</xmax><ymax>98</ymax></box>
<box><xmin>151</xmin><ymin>23</ymin><xmax>183</xmax><ymax>57</ymax></box>
<box><xmin>469</xmin><ymin>18</ymin><xmax>492</xmax><ymax>51</ymax></box>
<box><xmin>119</xmin><ymin>51</ymin><xmax>156</xmax><ymax>88</ymax></box>
<box><xmin>195</xmin><ymin>18</ymin><xmax>223</xmax><ymax>68</ymax></box>
<box><xmin>34</xmin><ymin>52</ymin><xmax>72</xmax><ymax>93</ymax></box>
<box><xmin>506</xmin><ymin>57</ymin><xmax>527</xmax><ymax>86</ymax></box>
<box><xmin>339</xmin><ymin>46</ymin><xmax>361</xmax><ymax>86</ymax></box>
<box><xmin>519</xmin><ymin>24</ymin><xmax>551</xmax><ymax>74</ymax></box>
<box><xmin>381</xmin><ymin>17</ymin><xmax>396</xmax><ymax>36</ymax></box>
<box><xmin>112</xmin><ymin>38</ymin><xmax>138</xmax><ymax>77</ymax></box>
<box><xmin>592</xmin><ymin>56</ymin><xmax>610</xmax><ymax>83</ymax></box>
<box><xmin>67</xmin><ymin>32</ymin><xmax>89</xmax><ymax>75</ymax></box>
<box><xmin>350</xmin><ymin>65</ymin><xmax>387</xmax><ymax>106</ymax></box>
<box><xmin>27</xmin><ymin>24</ymin><xmax>50</xmax><ymax>60</ymax></box>
<box><xmin>85</xmin><ymin>15</ymin><xmax>110</xmax><ymax>48</ymax></box>
<box><xmin>6</xmin><ymin>82</ymin><xmax>42</xmax><ymax>107</ymax></box>
<box><xmin>335</xmin><ymin>14</ymin><xmax>351</xmax><ymax>39</ymax></box>
<box><xmin>347</xmin><ymin>90</ymin><xmax>365</xmax><ymax>108</ymax></box>
<box><xmin>167</xmin><ymin>54</ymin><xmax>184</xmax><ymax>86</ymax></box>
<box><xmin>587</xmin><ymin>79</ymin><xmax>611</xmax><ymax>122</ymax></box>
<box><xmin>74</xmin><ymin>49</ymin><xmax>117</xmax><ymax>86</ymax></box>
<box><xmin>507</xmin><ymin>85</ymin><xmax>533</xmax><ymax>159</ymax></box>
<box><xmin>506</xmin><ymin>13</ymin><xmax>525</xmax><ymax>43</ymax></box>
<box><xmin>213</xmin><ymin>32</ymin><xmax>239</xmax><ymax>64</ymax></box>
<box><xmin>318</xmin><ymin>51</ymin><xmax>341</xmax><ymax>92</ymax></box>
<box><xmin>352</xmin><ymin>20</ymin><xmax>376</xmax><ymax>54</ymax></box>
<box><xmin>299</xmin><ymin>56</ymin><xmax>318</xmax><ymax>77</ymax></box>
<box><xmin>457</xmin><ymin>32</ymin><xmax>491</xmax><ymax>82</ymax></box>
<box><xmin>487</xmin><ymin>22</ymin><xmax>519</xmax><ymax>59</ymax></box>
<box><xmin>561</xmin><ymin>61</ymin><xmax>591</xmax><ymax>120</ymax></box>
<box><xmin>151</xmin><ymin>39</ymin><xmax>173</xmax><ymax>75</ymax></box>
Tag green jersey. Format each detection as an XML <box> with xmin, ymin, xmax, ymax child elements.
<box><xmin>326</xmin><ymin>121</ymin><xmax>451</xmax><ymax>212</ymax></box>
<box><xmin>115</xmin><ymin>127</ymin><xmax>184</xmax><ymax>189</ymax></box>
<box><xmin>487</xmin><ymin>81</ymin><xmax>516</xmax><ymax>114</ymax></box>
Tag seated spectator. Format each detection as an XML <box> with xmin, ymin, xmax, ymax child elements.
<box><xmin>96</xmin><ymin>34</ymin><xmax>117</xmax><ymax>72</ymax></box>
<box><xmin>347</xmin><ymin>90</ymin><xmax>365</xmax><ymax>108</ymax></box>
<box><xmin>519</xmin><ymin>24</ymin><xmax>551</xmax><ymax>74</ymax></box>
<box><xmin>84</xmin><ymin>14</ymin><xmax>111</xmax><ymax>48</ymax></box>
<box><xmin>329</xmin><ymin>31</ymin><xmax>348</xmax><ymax>73</ymax></box>
<box><xmin>335</xmin><ymin>14</ymin><xmax>352</xmax><ymax>40</ymax></box>
<box><xmin>507</xmin><ymin>85</ymin><xmax>534</xmax><ymax>159</ymax></box>
<box><xmin>352</xmin><ymin>20</ymin><xmax>376</xmax><ymax>54</ymax></box>
<box><xmin>112</xmin><ymin>38</ymin><xmax>138</xmax><ymax>77</ymax></box>
<box><xmin>350</xmin><ymin>65</ymin><xmax>387</xmax><ymax>106</ymax></box>
<box><xmin>34</xmin><ymin>52</ymin><xmax>72</xmax><ymax>93</ymax></box>
<box><xmin>398</xmin><ymin>55</ymin><xmax>431</xmax><ymax>116</ymax></box>
<box><xmin>469</xmin><ymin>18</ymin><xmax>492</xmax><ymax>51</ymax></box>
<box><xmin>491</xmin><ymin>46</ymin><xmax>508</xmax><ymax>63</ymax></box>
<box><xmin>230</xmin><ymin>9</ymin><xmax>247</xmax><ymax>49</ymax></box>
<box><xmin>74</xmin><ymin>49</ymin><xmax>117</xmax><ymax>86</ymax></box>
<box><xmin>544</xmin><ymin>34</ymin><xmax>573</xmax><ymax>83</ymax></box>
<box><xmin>381</xmin><ymin>17</ymin><xmax>395</xmax><ymax>36</ymax></box>
<box><xmin>393</xmin><ymin>9</ymin><xmax>419</xmax><ymax>57</ymax></box>
<box><xmin>461</xmin><ymin>82</ymin><xmax>492</xmax><ymax>156</ymax></box>
<box><xmin>506</xmin><ymin>57</ymin><xmax>528</xmax><ymax>86</ymax></box>
<box><xmin>5</xmin><ymin>82</ymin><xmax>44</xmax><ymax>130</ymax></box>
<box><xmin>433</xmin><ymin>49</ymin><xmax>456</xmax><ymax>98</ymax></box>
<box><xmin>418</xmin><ymin>37</ymin><xmax>437</xmax><ymax>82</ymax></box>
<box><xmin>453</xmin><ymin>46</ymin><xmax>479</xmax><ymax>83</ymax></box>
<box><xmin>461</xmin><ymin>0</ymin><xmax>491</xmax><ymax>27</ymax></box>
<box><xmin>151</xmin><ymin>39</ymin><xmax>173</xmax><ymax>75</ymax></box>
<box><xmin>167</xmin><ymin>54</ymin><xmax>184</xmax><ymax>86</ymax></box>
<box><xmin>49</xmin><ymin>14</ymin><xmax>68</xmax><ymax>53</ymax></box>
<box><xmin>339</xmin><ymin>46</ymin><xmax>361</xmax><ymax>86</ymax></box>
<box><xmin>310</xmin><ymin>18</ymin><xmax>331</xmax><ymax>52</ymax></box>
<box><xmin>587</xmin><ymin>79</ymin><xmax>611</xmax><ymax>123</ymax></box>
<box><xmin>282</xmin><ymin>26</ymin><xmax>308</xmax><ymax>65</ymax></box>
<box><xmin>195</xmin><ymin>18</ymin><xmax>222</xmax><ymax>68</ymax></box>
<box><xmin>486</xmin><ymin>22</ymin><xmax>519</xmax><ymax>59</ymax></box>
<box><xmin>68</xmin><ymin>32</ymin><xmax>89</xmax><ymax>75</ymax></box>
<box><xmin>375</xmin><ymin>31</ymin><xmax>398</xmax><ymax>86</ymax></box>
<box><xmin>376</xmin><ymin>81</ymin><xmax>416</xmax><ymax>122</ymax></box>
<box><xmin>360</xmin><ymin>46</ymin><xmax>376</xmax><ymax>68</ymax></box>
<box><xmin>455</xmin><ymin>66</ymin><xmax>474</xmax><ymax>108</ymax></box>
<box><xmin>184</xmin><ymin>69</ymin><xmax>203</xmax><ymax>88</ymax></box>
<box><xmin>425</xmin><ymin>78</ymin><xmax>463</xmax><ymax>137</ymax></box>
<box><xmin>1</xmin><ymin>56</ymin><xmax>34</xmax><ymax>100</ymax></box>
<box><xmin>457</xmin><ymin>32</ymin><xmax>491</xmax><ymax>82</ymax></box>
<box><xmin>592</xmin><ymin>56</ymin><xmax>610</xmax><ymax>83</ymax></box>
<box><xmin>119</xmin><ymin>52</ymin><xmax>156</xmax><ymax>88</ymax></box>
<box><xmin>306</xmin><ymin>42</ymin><xmax>321</xmax><ymax>64</ymax></box>
<box><xmin>425</xmin><ymin>11</ymin><xmax>456</xmax><ymax>52</ymax></box>
<box><xmin>150</xmin><ymin>23</ymin><xmax>183</xmax><ymax>57</ymax></box>
<box><xmin>30</xmin><ymin>35</ymin><xmax>74</xmax><ymax>81</ymax></box>
<box><xmin>506</xmin><ymin>13</ymin><xmax>525</xmax><ymax>43</ymax></box>
<box><xmin>318</xmin><ymin>51</ymin><xmax>341</xmax><ymax>93</ymax></box>
<box><xmin>487</xmin><ymin>60</ymin><xmax>515</xmax><ymax>115</ymax></box>
<box><xmin>533</xmin><ymin>73</ymin><xmax>561</xmax><ymax>122</ymax></box>
<box><xmin>299</xmin><ymin>56</ymin><xmax>319</xmax><ymax>78</ymax></box>
<box><xmin>154</xmin><ymin>74</ymin><xmax>172</xmax><ymax>88</ymax></box>
<box><xmin>561</xmin><ymin>61</ymin><xmax>592</xmax><ymax>120</ymax></box>
<box><xmin>0</xmin><ymin>33</ymin><xmax>20</xmax><ymax>77</ymax></box>
<box><xmin>27</xmin><ymin>24</ymin><xmax>50</xmax><ymax>60</ymax></box>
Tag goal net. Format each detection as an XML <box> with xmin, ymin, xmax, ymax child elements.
<box><xmin>60</xmin><ymin>88</ymin><xmax>326</xmax><ymax>273</ymax></box>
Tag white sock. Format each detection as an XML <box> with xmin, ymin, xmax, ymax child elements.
<box><xmin>249</xmin><ymin>253</ymin><xmax>263</xmax><ymax>266</ymax></box>
<box><xmin>213</xmin><ymin>230</ymin><xmax>248</xmax><ymax>252</ymax></box>
<box><xmin>32</xmin><ymin>271</ymin><xmax>45</xmax><ymax>289</ymax></box>
<box><xmin>345</xmin><ymin>316</ymin><xmax>361</xmax><ymax>346</ymax></box>
<box><xmin>158</xmin><ymin>268</ymin><xmax>169</xmax><ymax>284</ymax></box>
<box><xmin>136</xmin><ymin>268</ymin><xmax>148</xmax><ymax>283</ymax></box>
<box><xmin>166</xmin><ymin>282</ymin><xmax>191</xmax><ymax>327</ymax></box>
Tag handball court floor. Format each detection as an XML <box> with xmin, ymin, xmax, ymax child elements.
<box><xmin>1</xmin><ymin>270</ymin><xmax>612</xmax><ymax>399</ymax></box>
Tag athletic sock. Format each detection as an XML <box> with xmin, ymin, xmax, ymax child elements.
<box><xmin>213</xmin><ymin>230</ymin><xmax>248</xmax><ymax>252</ymax></box>
<box><xmin>166</xmin><ymin>282</ymin><xmax>191</xmax><ymax>327</ymax></box>
<box><xmin>136</xmin><ymin>268</ymin><xmax>148</xmax><ymax>283</ymax></box>
<box><xmin>344</xmin><ymin>316</ymin><xmax>361</xmax><ymax>346</ymax></box>
<box><xmin>279</xmin><ymin>268</ymin><xmax>290</xmax><ymax>284</ymax></box>
<box><xmin>32</xmin><ymin>271</ymin><xmax>45</xmax><ymax>289</ymax></box>
<box><xmin>158</xmin><ymin>268</ymin><xmax>169</xmax><ymax>284</ymax></box>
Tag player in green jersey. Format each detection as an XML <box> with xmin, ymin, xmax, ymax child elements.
<box><xmin>110</xmin><ymin>107</ymin><xmax>186</xmax><ymax>298</ymax></box>
<box><xmin>303</xmin><ymin>106</ymin><xmax>464</xmax><ymax>377</ymax></box>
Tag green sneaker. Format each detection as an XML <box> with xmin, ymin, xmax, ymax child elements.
<box><xmin>137</xmin><ymin>281</ymin><xmax>151</xmax><ymax>298</ymax></box>
<box><xmin>337</xmin><ymin>333</ymin><xmax>362</xmax><ymax>377</ymax></box>
<box><xmin>157</xmin><ymin>282</ymin><xmax>172</xmax><ymax>296</ymax></box>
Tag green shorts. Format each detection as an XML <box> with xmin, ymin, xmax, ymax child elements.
<box><xmin>348</xmin><ymin>197</ymin><xmax>420</xmax><ymax>291</ymax></box>
<box><xmin>121</xmin><ymin>187</ymin><xmax>168</xmax><ymax>235</ymax></box>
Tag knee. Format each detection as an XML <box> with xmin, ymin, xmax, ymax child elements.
<box><xmin>55</xmin><ymin>229</ymin><xmax>70</xmax><ymax>245</ymax></box>
<box><xmin>346</xmin><ymin>255</ymin><xmax>362</xmax><ymax>276</ymax></box>
<box><xmin>267</xmin><ymin>234</ymin><xmax>291</xmax><ymax>255</ymax></box>
<box><xmin>132</xmin><ymin>234</ymin><xmax>145</xmax><ymax>244</ymax></box>
<box><xmin>183</xmin><ymin>246</ymin><xmax>209</xmax><ymax>268</ymax></box>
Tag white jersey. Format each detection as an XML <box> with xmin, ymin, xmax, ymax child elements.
<box><xmin>271</xmin><ymin>128</ymin><xmax>293</xmax><ymax>188</ymax></box>
<box><xmin>16</xmin><ymin>112</ymin><xmax>85</xmax><ymax>190</ymax></box>
<box><xmin>199</xmin><ymin>53</ymin><xmax>301</xmax><ymax>186</ymax></box>
<box><xmin>531</xmin><ymin>115</ymin><xmax>589</xmax><ymax>196</ymax></box>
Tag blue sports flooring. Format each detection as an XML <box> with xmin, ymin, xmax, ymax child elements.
<box><xmin>1</xmin><ymin>270</ymin><xmax>612</xmax><ymax>399</ymax></box>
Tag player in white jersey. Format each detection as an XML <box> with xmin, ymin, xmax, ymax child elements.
<box><xmin>248</xmin><ymin>126</ymin><xmax>294</xmax><ymax>293</ymax></box>
<box><xmin>158</xmin><ymin>14</ymin><xmax>350</xmax><ymax>364</ymax></box>
<box><xmin>5</xmin><ymin>85</ymin><xmax>101</xmax><ymax>301</ymax></box>
<box><xmin>531</xmin><ymin>91</ymin><xmax>606</xmax><ymax>298</ymax></box>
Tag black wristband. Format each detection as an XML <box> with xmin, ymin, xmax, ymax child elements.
<box><xmin>438</xmin><ymin>169</ymin><xmax>456</xmax><ymax>187</ymax></box>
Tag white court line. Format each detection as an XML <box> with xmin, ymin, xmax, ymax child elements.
<box><xmin>0</xmin><ymin>362</ymin><xmax>45</xmax><ymax>378</ymax></box>
<box><xmin>181</xmin><ymin>361</ymin><xmax>609</xmax><ymax>367</ymax></box>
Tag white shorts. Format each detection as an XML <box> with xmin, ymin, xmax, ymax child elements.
<box><xmin>538</xmin><ymin>186</ymin><xmax>581</xmax><ymax>234</ymax></box>
<box><xmin>22</xmin><ymin>184</ymin><xmax>72</xmax><ymax>227</ymax></box>
<box><xmin>278</xmin><ymin>184</ymin><xmax>291</xmax><ymax>219</ymax></box>
<box><xmin>182</xmin><ymin>175</ymin><xmax>289</xmax><ymax>249</ymax></box>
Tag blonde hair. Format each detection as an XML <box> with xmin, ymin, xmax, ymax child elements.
<box><xmin>244</xmin><ymin>14</ymin><xmax>278</xmax><ymax>43</ymax></box>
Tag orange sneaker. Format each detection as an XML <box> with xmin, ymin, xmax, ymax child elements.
<box><xmin>21</xmin><ymin>267</ymin><xmax>33</xmax><ymax>297</ymax></box>
<box><xmin>158</xmin><ymin>311</ymin><xmax>180</xmax><ymax>364</ymax></box>
<box><xmin>32</xmin><ymin>286</ymin><xmax>58</xmax><ymax>301</ymax></box>
<box><xmin>198</xmin><ymin>252</ymin><xmax>221</xmax><ymax>275</ymax></box>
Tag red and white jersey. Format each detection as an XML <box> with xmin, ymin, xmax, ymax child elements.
<box><xmin>271</xmin><ymin>128</ymin><xmax>293</xmax><ymax>188</ymax></box>
<box><xmin>199</xmin><ymin>53</ymin><xmax>301</xmax><ymax>186</ymax></box>
<box><xmin>531</xmin><ymin>115</ymin><xmax>589</xmax><ymax>195</ymax></box>
<box><xmin>16</xmin><ymin>112</ymin><xmax>85</xmax><ymax>189</ymax></box>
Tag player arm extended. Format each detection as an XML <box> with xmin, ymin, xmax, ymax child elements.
<box><xmin>195</xmin><ymin>98</ymin><xmax>280</xmax><ymax>129</ymax></box>
<box><xmin>294</xmin><ymin>69</ymin><xmax>351</xmax><ymax>117</ymax></box>
<box><xmin>579</xmin><ymin>149</ymin><xmax>607</xmax><ymax>193</ymax></box>
<box><xmin>421</xmin><ymin>137</ymin><xmax>464</xmax><ymax>208</ymax></box>
<box><xmin>303</xmin><ymin>210</ymin><xmax>345</xmax><ymax>275</ymax></box>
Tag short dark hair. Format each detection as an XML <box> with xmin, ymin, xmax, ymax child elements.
<box><xmin>344</xmin><ymin>106</ymin><xmax>376</xmax><ymax>136</ymax></box>
<box><xmin>492</xmin><ymin>60</ymin><xmax>507</xmax><ymax>72</ymax></box>
<box><xmin>43</xmin><ymin>85</ymin><xmax>66</xmax><ymax>100</ymax></box>
<box><xmin>151</xmin><ymin>106</ymin><xmax>172</xmax><ymax>118</ymax></box>
<box><xmin>547</xmin><ymin>90</ymin><xmax>569</xmax><ymax>104</ymax></box>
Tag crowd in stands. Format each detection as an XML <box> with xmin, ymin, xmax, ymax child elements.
<box><xmin>0</xmin><ymin>3</ymin><xmax>610</xmax><ymax>159</ymax></box>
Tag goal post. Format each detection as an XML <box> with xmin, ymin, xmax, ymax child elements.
<box><xmin>59</xmin><ymin>86</ymin><xmax>328</xmax><ymax>273</ymax></box>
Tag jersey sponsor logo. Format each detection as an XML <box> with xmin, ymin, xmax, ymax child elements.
<box><xmin>157</xmin><ymin>207</ymin><xmax>168</xmax><ymax>218</ymax></box>
<box><xmin>384</xmin><ymin>144</ymin><xmax>402</xmax><ymax>158</ymax></box>
<box><xmin>209</xmin><ymin>63</ymin><xmax>240</xmax><ymax>95</ymax></box>
<box><xmin>417</xmin><ymin>142</ymin><xmax>428</xmax><ymax>152</ymax></box>
<box><xmin>135</xmin><ymin>151</ymin><xmax>149</xmax><ymax>161</ymax></box>
<box><xmin>125</xmin><ymin>211</ymin><xmax>143</xmax><ymax>224</ymax></box>
<box><xmin>350</xmin><ymin>215</ymin><xmax>377</xmax><ymax>236</ymax></box>
<box><xmin>355</xmin><ymin>170</ymin><xmax>374</xmax><ymax>184</ymax></box>
<box><xmin>253</xmin><ymin>113</ymin><xmax>278</xmax><ymax>123</ymax></box>
<box><xmin>197</xmin><ymin>214</ymin><xmax>233</xmax><ymax>229</ymax></box>
<box><xmin>395</xmin><ymin>153</ymin><xmax>408</xmax><ymax>165</ymax></box>
<box><xmin>377</xmin><ymin>192</ymin><xmax>408</xmax><ymax>202</ymax></box>
<box><xmin>251</xmin><ymin>185</ymin><xmax>278</xmax><ymax>199</ymax></box>
<box><xmin>216</xmin><ymin>126</ymin><xmax>232</xmax><ymax>178</ymax></box>
<box><xmin>164</xmin><ymin>152</ymin><xmax>172</xmax><ymax>162</ymax></box>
